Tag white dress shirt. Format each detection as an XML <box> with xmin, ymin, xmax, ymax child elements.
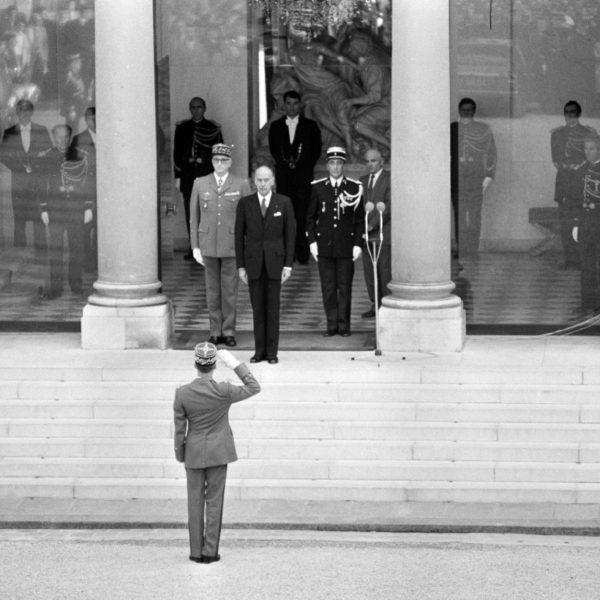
<box><xmin>286</xmin><ymin>116</ymin><xmax>298</xmax><ymax>144</ymax></box>
<box><xmin>20</xmin><ymin>123</ymin><xmax>31</xmax><ymax>153</ymax></box>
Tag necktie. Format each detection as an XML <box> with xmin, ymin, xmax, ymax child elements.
<box><xmin>260</xmin><ymin>196</ymin><xmax>267</xmax><ymax>217</ymax></box>
<box><xmin>368</xmin><ymin>174</ymin><xmax>375</xmax><ymax>190</ymax></box>
<box><xmin>217</xmin><ymin>177</ymin><xmax>223</xmax><ymax>190</ymax></box>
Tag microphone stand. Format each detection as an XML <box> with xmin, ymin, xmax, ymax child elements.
<box><xmin>364</xmin><ymin>202</ymin><xmax>386</xmax><ymax>356</ymax></box>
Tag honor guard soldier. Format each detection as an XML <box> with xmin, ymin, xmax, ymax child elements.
<box><xmin>306</xmin><ymin>146</ymin><xmax>364</xmax><ymax>337</ymax></box>
<box><xmin>572</xmin><ymin>135</ymin><xmax>600</xmax><ymax>311</ymax></box>
<box><xmin>551</xmin><ymin>100</ymin><xmax>596</xmax><ymax>269</ymax></box>
<box><xmin>38</xmin><ymin>124</ymin><xmax>93</xmax><ymax>299</ymax></box>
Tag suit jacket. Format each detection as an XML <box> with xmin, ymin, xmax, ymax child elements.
<box><xmin>235</xmin><ymin>192</ymin><xmax>296</xmax><ymax>280</ymax></box>
<box><xmin>173</xmin><ymin>118</ymin><xmax>223</xmax><ymax>182</ymax></box>
<box><xmin>306</xmin><ymin>177</ymin><xmax>365</xmax><ymax>258</ymax></box>
<box><xmin>268</xmin><ymin>114</ymin><xmax>321</xmax><ymax>175</ymax></box>
<box><xmin>360</xmin><ymin>169</ymin><xmax>391</xmax><ymax>246</ymax></box>
<box><xmin>0</xmin><ymin>122</ymin><xmax>52</xmax><ymax>198</ymax></box>
<box><xmin>190</xmin><ymin>173</ymin><xmax>251</xmax><ymax>257</ymax></box>
<box><xmin>173</xmin><ymin>363</ymin><xmax>260</xmax><ymax>469</ymax></box>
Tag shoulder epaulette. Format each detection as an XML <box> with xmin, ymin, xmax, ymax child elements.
<box><xmin>311</xmin><ymin>177</ymin><xmax>327</xmax><ymax>184</ymax></box>
<box><xmin>345</xmin><ymin>177</ymin><xmax>361</xmax><ymax>185</ymax></box>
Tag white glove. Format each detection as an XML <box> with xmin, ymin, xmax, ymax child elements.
<box><xmin>310</xmin><ymin>242</ymin><xmax>318</xmax><ymax>262</ymax></box>
<box><xmin>482</xmin><ymin>176</ymin><xmax>492</xmax><ymax>193</ymax></box>
<box><xmin>193</xmin><ymin>248</ymin><xmax>204</xmax><ymax>265</ymax></box>
<box><xmin>281</xmin><ymin>267</ymin><xmax>292</xmax><ymax>283</ymax></box>
<box><xmin>41</xmin><ymin>211</ymin><xmax>49</xmax><ymax>226</ymax></box>
<box><xmin>238</xmin><ymin>268</ymin><xmax>248</xmax><ymax>284</ymax></box>
<box><xmin>84</xmin><ymin>209</ymin><xmax>93</xmax><ymax>224</ymax></box>
<box><xmin>572</xmin><ymin>226</ymin><xmax>579</xmax><ymax>243</ymax></box>
<box><xmin>352</xmin><ymin>245</ymin><xmax>362</xmax><ymax>261</ymax></box>
<box><xmin>218</xmin><ymin>348</ymin><xmax>241</xmax><ymax>370</ymax></box>
<box><xmin>175</xmin><ymin>178</ymin><xmax>181</xmax><ymax>192</ymax></box>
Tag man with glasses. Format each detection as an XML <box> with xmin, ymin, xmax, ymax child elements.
<box><xmin>173</xmin><ymin>97</ymin><xmax>223</xmax><ymax>259</ymax></box>
<box><xmin>190</xmin><ymin>144</ymin><xmax>251</xmax><ymax>347</ymax></box>
<box><xmin>551</xmin><ymin>100</ymin><xmax>596</xmax><ymax>269</ymax></box>
<box><xmin>450</xmin><ymin>97</ymin><xmax>497</xmax><ymax>258</ymax></box>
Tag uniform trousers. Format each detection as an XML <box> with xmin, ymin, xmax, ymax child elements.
<box><xmin>12</xmin><ymin>185</ymin><xmax>46</xmax><ymax>252</ymax></box>
<box><xmin>558</xmin><ymin>202</ymin><xmax>581</xmax><ymax>266</ymax></box>
<box><xmin>248</xmin><ymin>266</ymin><xmax>281</xmax><ymax>359</ymax></box>
<box><xmin>318</xmin><ymin>256</ymin><xmax>354</xmax><ymax>333</ymax></box>
<box><xmin>203</xmin><ymin>256</ymin><xmax>238</xmax><ymax>337</ymax></box>
<box><xmin>580</xmin><ymin>222</ymin><xmax>600</xmax><ymax>310</ymax></box>
<box><xmin>362</xmin><ymin>242</ymin><xmax>391</xmax><ymax>307</ymax></box>
<box><xmin>186</xmin><ymin>464</ymin><xmax>227</xmax><ymax>559</ymax></box>
<box><xmin>47</xmin><ymin>217</ymin><xmax>85</xmax><ymax>295</ymax></box>
<box><xmin>456</xmin><ymin>177</ymin><xmax>483</xmax><ymax>257</ymax></box>
<box><xmin>180</xmin><ymin>176</ymin><xmax>196</xmax><ymax>252</ymax></box>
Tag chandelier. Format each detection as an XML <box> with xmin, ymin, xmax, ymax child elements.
<box><xmin>249</xmin><ymin>0</ymin><xmax>370</xmax><ymax>30</ymax></box>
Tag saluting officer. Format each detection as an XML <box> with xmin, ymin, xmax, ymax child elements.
<box><xmin>306</xmin><ymin>146</ymin><xmax>364</xmax><ymax>337</ymax></box>
<box><xmin>190</xmin><ymin>144</ymin><xmax>252</xmax><ymax>347</ymax></box>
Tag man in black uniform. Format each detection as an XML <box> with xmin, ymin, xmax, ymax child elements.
<box><xmin>551</xmin><ymin>100</ymin><xmax>596</xmax><ymax>269</ymax></box>
<box><xmin>173</xmin><ymin>97</ymin><xmax>223</xmax><ymax>259</ymax></box>
<box><xmin>39</xmin><ymin>124</ymin><xmax>93</xmax><ymax>299</ymax></box>
<box><xmin>572</xmin><ymin>135</ymin><xmax>600</xmax><ymax>311</ymax></box>
<box><xmin>306</xmin><ymin>147</ymin><xmax>364</xmax><ymax>337</ymax></box>
<box><xmin>269</xmin><ymin>90</ymin><xmax>322</xmax><ymax>264</ymax></box>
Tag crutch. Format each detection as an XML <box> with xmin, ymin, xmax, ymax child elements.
<box><xmin>364</xmin><ymin>201</ymin><xmax>386</xmax><ymax>356</ymax></box>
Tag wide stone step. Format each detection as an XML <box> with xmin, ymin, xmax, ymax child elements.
<box><xmin>3</xmin><ymin>457</ymin><xmax>600</xmax><ymax>483</ymax></box>
<box><xmin>1</xmin><ymin>477</ymin><xmax>600</xmax><ymax>503</ymax></box>
<box><xmin>5</xmin><ymin>438</ymin><xmax>600</xmax><ymax>463</ymax></box>
<box><xmin>1</xmin><ymin>399</ymin><xmax>596</xmax><ymax>424</ymax></box>
<box><xmin>6</xmin><ymin>418</ymin><xmax>600</xmax><ymax>442</ymax></box>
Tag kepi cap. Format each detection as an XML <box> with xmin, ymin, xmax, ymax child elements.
<box><xmin>212</xmin><ymin>143</ymin><xmax>232</xmax><ymax>158</ymax></box>
<box><xmin>326</xmin><ymin>146</ymin><xmax>347</xmax><ymax>162</ymax></box>
<box><xmin>194</xmin><ymin>341</ymin><xmax>217</xmax><ymax>366</ymax></box>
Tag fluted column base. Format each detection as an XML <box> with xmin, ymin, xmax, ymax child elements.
<box><xmin>81</xmin><ymin>301</ymin><xmax>173</xmax><ymax>350</ymax></box>
<box><xmin>377</xmin><ymin>282</ymin><xmax>465</xmax><ymax>352</ymax></box>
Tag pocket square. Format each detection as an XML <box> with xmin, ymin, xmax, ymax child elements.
<box><xmin>273</xmin><ymin>211</ymin><xmax>282</xmax><ymax>217</ymax></box>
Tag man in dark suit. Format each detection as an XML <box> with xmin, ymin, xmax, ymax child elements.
<box><xmin>360</xmin><ymin>148</ymin><xmax>392</xmax><ymax>319</ymax></box>
<box><xmin>306</xmin><ymin>147</ymin><xmax>364</xmax><ymax>337</ymax></box>
<box><xmin>269</xmin><ymin>90</ymin><xmax>321</xmax><ymax>264</ymax></box>
<box><xmin>0</xmin><ymin>99</ymin><xmax>51</xmax><ymax>252</ymax></box>
<box><xmin>173</xmin><ymin>342</ymin><xmax>260</xmax><ymax>564</ymax></box>
<box><xmin>235</xmin><ymin>165</ymin><xmax>296</xmax><ymax>364</ymax></box>
<box><xmin>173</xmin><ymin>97</ymin><xmax>223</xmax><ymax>259</ymax></box>
<box><xmin>70</xmin><ymin>106</ymin><xmax>96</xmax><ymax>272</ymax></box>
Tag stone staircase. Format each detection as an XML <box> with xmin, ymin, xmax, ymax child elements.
<box><xmin>1</xmin><ymin>334</ymin><xmax>600</xmax><ymax>527</ymax></box>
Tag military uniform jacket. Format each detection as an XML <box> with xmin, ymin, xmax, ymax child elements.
<box><xmin>37</xmin><ymin>146</ymin><xmax>93</xmax><ymax>223</ymax></box>
<box><xmin>189</xmin><ymin>173</ymin><xmax>252</xmax><ymax>257</ymax></box>
<box><xmin>576</xmin><ymin>159</ymin><xmax>600</xmax><ymax>230</ymax></box>
<box><xmin>551</xmin><ymin>122</ymin><xmax>596</xmax><ymax>204</ymax></box>
<box><xmin>173</xmin><ymin>363</ymin><xmax>260</xmax><ymax>469</ymax></box>
<box><xmin>306</xmin><ymin>177</ymin><xmax>365</xmax><ymax>258</ymax></box>
<box><xmin>450</xmin><ymin>120</ymin><xmax>497</xmax><ymax>190</ymax></box>
<box><xmin>173</xmin><ymin>118</ymin><xmax>223</xmax><ymax>181</ymax></box>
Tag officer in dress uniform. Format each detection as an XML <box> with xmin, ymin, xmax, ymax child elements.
<box><xmin>173</xmin><ymin>342</ymin><xmax>260</xmax><ymax>564</ymax></box>
<box><xmin>450</xmin><ymin>97</ymin><xmax>496</xmax><ymax>257</ymax></box>
<box><xmin>189</xmin><ymin>144</ymin><xmax>251</xmax><ymax>347</ymax></box>
<box><xmin>38</xmin><ymin>123</ymin><xmax>93</xmax><ymax>299</ymax></box>
<box><xmin>306</xmin><ymin>147</ymin><xmax>364</xmax><ymax>337</ymax></box>
<box><xmin>551</xmin><ymin>100</ymin><xmax>596</xmax><ymax>269</ymax></box>
<box><xmin>173</xmin><ymin>97</ymin><xmax>223</xmax><ymax>259</ymax></box>
<box><xmin>572</xmin><ymin>135</ymin><xmax>600</xmax><ymax>311</ymax></box>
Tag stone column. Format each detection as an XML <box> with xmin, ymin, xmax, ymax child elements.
<box><xmin>81</xmin><ymin>0</ymin><xmax>173</xmax><ymax>349</ymax></box>
<box><xmin>378</xmin><ymin>0</ymin><xmax>465</xmax><ymax>352</ymax></box>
